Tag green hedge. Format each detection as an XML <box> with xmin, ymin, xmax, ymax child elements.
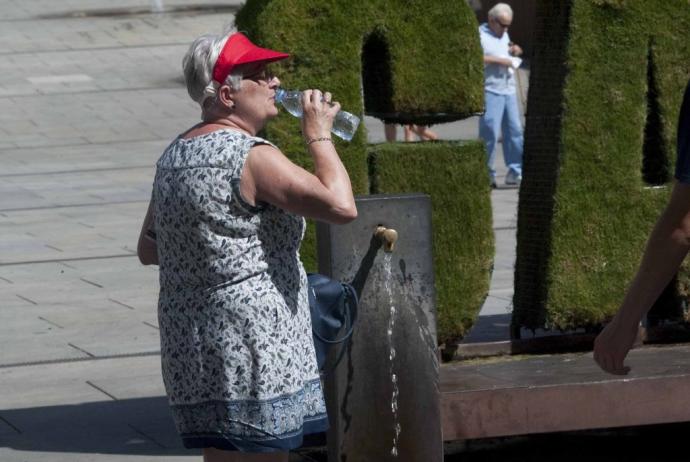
<box><xmin>369</xmin><ymin>142</ymin><xmax>493</xmax><ymax>344</ymax></box>
<box><xmin>236</xmin><ymin>0</ymin><xmax>490</xmax><ymax>342</ymax></box>
<box><xmin>514</xmin><ymin>0</ymin><xmax>690</xmax><ymax>332</ymax></box>
<box><xmin>236</xmin><ymin>0</ymin><xmax>483</xmax><ymax>125</ymax></box>
<box><xmin>236</xmin><ymin>0</ymin><xmax>484</xmax><ymax>274</ymax></box>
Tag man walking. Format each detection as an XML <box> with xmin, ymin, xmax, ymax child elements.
<box><xmin>479</xmin><ymin>2</ymin><xmax>524</xmax><ymax>187</ymax></box>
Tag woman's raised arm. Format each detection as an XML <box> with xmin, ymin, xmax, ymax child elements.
<box><xmin>241</xmin><ymin>89</ymin><xmax>357</xmax><ymax>224</ymax></box>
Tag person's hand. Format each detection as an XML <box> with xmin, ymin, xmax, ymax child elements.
<box><xmin>509</xmin><ymin>43</ymin><xmax>523</xmax><ymax>56</ymax></box>
<box><xmin>301</xmin><ymin>89</ymin><xmax>341</xmax><ymax>142</ymax></box>
<box><xmin>483</xmin><ymin>55</ymin><xmax>514</xmax><ymax>68</ymax></box>
<box><xmin>593</xmin><ymin>317</ymin><xmax>638</xmax><ymax>375</ymax></box>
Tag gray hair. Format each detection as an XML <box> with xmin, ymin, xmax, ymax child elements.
<box><xmin>488</xmin><ymin>3</ymin><xmax>513</xmax><ymax>20</ymax></box>
<box><xmin>182</xmin><ymin>33</ymin><xmax>243</xmax><ymax>107</ymax></box>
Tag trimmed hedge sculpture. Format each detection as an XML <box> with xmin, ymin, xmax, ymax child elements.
<box><xmin>235</xmin><ymin>0</ymin><xmax>492</xmax><ymax>343</ymax></box>
<box><xmin>514</xmin><ymin>0</ymin><xmax>690</xmax><ymax>333</ymax></box>
<box><xmin>370</xmin><ymin>143</ymin><xmax>493</xmax><ymax>343</ymax></box>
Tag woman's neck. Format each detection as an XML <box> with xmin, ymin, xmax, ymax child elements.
<box><xmin>179</xmin><ymin>118</ymin><xmax>252</xmax><ymax>140</ymax></box>
<box><xmin>202</xmin><ymin>117</ymin><xmax>254</xmax><ymax>135</ymax></box>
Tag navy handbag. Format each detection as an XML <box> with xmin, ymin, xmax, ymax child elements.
<box><xmin>307</xmin><ymin>273</ymin><xmax>358</xmax><ymax>373</ymax></box>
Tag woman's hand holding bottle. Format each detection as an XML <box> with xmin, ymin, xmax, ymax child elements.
<box><xmin>300</xmin><ymin>89</ymin><xmax>341</xmax><ymax>143</ymax></box>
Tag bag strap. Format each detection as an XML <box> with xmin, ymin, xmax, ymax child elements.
<box><xmin>320</xmin><ymin>283</ymin><xmax>358</xmax><ymax>376</ymax></box>
<box><xmin>312</xmin><ymin>283</ymin><xmax>358</xmax><ymax>345</ymax></box>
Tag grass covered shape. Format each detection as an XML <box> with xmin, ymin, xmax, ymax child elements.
<box><xmin>369</xmin><ymin>142</ymin><xmax>493</xmax><ymax>344</ymax></box>
<box><xmin>236</xmin><ymin>0</ymin><xmax>483</xmax><ymax>125</ymax></box>
<box><xmin>235</xmin><ymin>0</ymin><xmax>485</xmax><ymax>273</ymax></box>
<box><xmin>514</xmin><ymin>0</ymin><xmax>690</xmax><ymax>332</ymax></box>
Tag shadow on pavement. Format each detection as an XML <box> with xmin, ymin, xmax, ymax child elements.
<box><xmin>461</xmin><ymin>313</ymin><xmax>512</xmax><ymax>343</ymax></box>
<box><xmin>0</xmin><ymin>396</ymin><xmax>196</xmax><ymax>456</ymax></box>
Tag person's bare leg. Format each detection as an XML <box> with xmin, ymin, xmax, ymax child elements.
<box><xmin>404</xmin><ymin>124</ymin><xmax>416</xmax><ymax>142</ymax></box>
<box><xmin>203</xmin><ymin>447</ymin><xmax>288</xmax><ymax>462</ymax></box>
<box><xmin>420</xmin><ymin>126</ymin><xmax>438</xmax><ymax>140</ymax></box>
<box><xmin>412</xmin><ymin>125</ymin><xmax>438</xmax><ymax>141</ymax></box>
<box><xmin>384</xmin><ymin>123</ymin><xmax>397</xmax><ymax>142</ymax></box>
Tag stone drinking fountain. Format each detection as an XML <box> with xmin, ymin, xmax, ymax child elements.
<box><xmin>316</xmin><ymin>193</ymin><xmax>442</xmax><ymax>462</ymax></box>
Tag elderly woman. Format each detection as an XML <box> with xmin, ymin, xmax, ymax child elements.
<box><xmin>137</xmin><ymin>31</ymin><xmax>357</xmax><ymax>461</ymax></box>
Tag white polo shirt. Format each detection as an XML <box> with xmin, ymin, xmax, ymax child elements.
<box><xmin>479</xmin><ymin>23</ymin><xmax>516</xmax><ymax>95</ymax></box>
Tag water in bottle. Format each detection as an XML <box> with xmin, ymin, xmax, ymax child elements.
<box><xmin>275</xmin><ymin>88</ymin><xmax>360</xmax><ymax>141</ymax></box>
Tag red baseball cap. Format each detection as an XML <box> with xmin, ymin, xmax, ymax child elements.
<box><xmin>212</xmin><ymin>32</ymin><xmax>289</xmax><ymax>85</ymax></box>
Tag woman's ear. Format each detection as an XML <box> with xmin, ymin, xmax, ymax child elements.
<box><xmin>217</xmin><ymin>84</ymin><xmax>236</xmax><ymax>110</ymax></box>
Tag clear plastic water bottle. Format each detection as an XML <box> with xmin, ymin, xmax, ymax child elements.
<box><xmin>275</xmin><ymin>88</ymin><xmax>360</xmax><ymax>141</ymax></box>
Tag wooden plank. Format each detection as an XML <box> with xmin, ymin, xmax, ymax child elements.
<box><xmin>440</xmin><ymin>344</ymin><xmax>690</xmax><ymax>440</ymax></box>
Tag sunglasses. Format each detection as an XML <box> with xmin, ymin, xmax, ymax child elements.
<box><xmin>244</xmin><ymin>67</ymin><xmax>276</xmax><ymax>84</ymax></box>
<box><xmin>492</xmin><ymin>17</ymin><xmax>511</xmax><ymax>28</ymax></box>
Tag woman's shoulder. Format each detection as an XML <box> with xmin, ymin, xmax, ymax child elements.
<box><xmin>157</xmin><ymin>128</ymin><xmax>282</xmax><ymax>168</ymax></box>
<box><xmin>182</xmin><ymin>129</ymin><xmax>278</xmax><ymax>152</ymax></box>
<box><xmin>156</xmin><ymin>129</ymin><xmax>255</xmax><ymax>170</ymax></box>
<box><xmin>246</xmin><ymin>134</ymin><xmax>278</xmax><ymax>150</ymax></box>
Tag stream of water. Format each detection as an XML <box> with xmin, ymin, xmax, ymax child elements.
<box><xmin>383</xmin><ymin>254</ymin><xmax>401</xmax><ymax>457</ymax></box>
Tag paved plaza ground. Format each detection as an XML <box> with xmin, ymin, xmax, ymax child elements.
<box><xmin>0</xmin><ymin>1</ymin><xmax>519</xmax><ymax>460</ymax></box>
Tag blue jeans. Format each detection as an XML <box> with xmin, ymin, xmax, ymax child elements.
<box><xmin>479</xmin><ymin>91</ymin><xmax>523</xmax><ymax>179</ymax></box>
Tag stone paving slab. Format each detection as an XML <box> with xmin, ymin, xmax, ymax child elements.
<box><xmin>0</xmin><ymin>355</ymin><xmax>314</xmax><ymax>461</ymax></box>
<box><xmin>0</xmin><ymin>168</ymin><xmax>153</xmax><ymax>212</ymax></box>
<box><xmin>493</xmin><ymin>228</ymin><xmax>518</xmax><ymax>270</ymax></box>
<box><xmin>0</xmin><ymin>255</ymin><xmax>159</xmax><ymax>366</ymax></box>
<box><xmin>0</xmin><ymin>358</ymin><xmax>137</xmax><ymax>410</ymax></box>
<box><xmin>2</xmin><ymin>0</ymin><xmax>238</xmax><ymax>20</ymax></box>
<box><xmin>0</xmin><ymin>12</ymin><xmax>235</xmax><ymax>54</ymax></box>
<box><xmin>0</xmin><ymin>258</ymin><xmax>158</xmax><ymax>310</ymax></box>
<box><xmin>491</xmin><ymin>187</ymin><xmax>519</xmax><ymax>229</ymax></box>
<box><xmin>0</xmin><ymin>45</ymin><xmax>188</xmax><ymax>97</ymax></box>
<box><xmin>0</xmin><ymin>139</ymin><xmax>166</xmax><ymax>174</ymax></box>
<box><xmin>0</xmin><ymin>88</ymin><xmax>198</xmax><ymax>148</ymax></box>
<box><xmin>0</xmin><ymin>203</ymin><xmax>149</xmax><ymax>263</ymax></box>
<box><xmin>0</xmin><ymin>356</ymin><xmax>196</xmax><ymax>461</ymax></box>
<box><xmin>0</xmin><ymin>312</ymin><xmax>91</xmax><ymax>365</ymax></box>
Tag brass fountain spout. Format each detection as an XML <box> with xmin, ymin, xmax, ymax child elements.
<box><xmin>375</xmin><ymin>225</ymin><xmax>399</xmax><ymax>253</ymax></box>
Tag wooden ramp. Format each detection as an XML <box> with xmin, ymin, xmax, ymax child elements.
<box><xmin>440</xmin><ymin>344</ymin><xmax>690</xmax><ymax>440</ymax></box>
